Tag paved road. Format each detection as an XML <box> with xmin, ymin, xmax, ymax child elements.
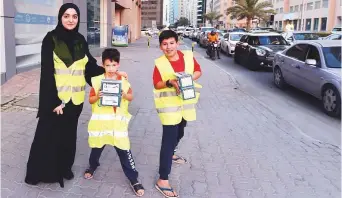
<box><xmin>1</xmin><ymin>38</ymin><xmax>341</xmax><ymax>198</ymax></box>
<box><xmin>183</xmin><ymin>38</ymin><xmax>341</xmax><ymax>147</ymax></box>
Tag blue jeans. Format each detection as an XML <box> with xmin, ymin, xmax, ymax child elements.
<box><xmin>159</xmin><ymin>119</ymin><xmax>187</xmax><ymax>180</ymax></box>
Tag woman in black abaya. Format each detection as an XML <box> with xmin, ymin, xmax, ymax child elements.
<box><xmin>25</xmin><ymin>3</ymin><xmax>104</xmax><ymax>187</ymax></box>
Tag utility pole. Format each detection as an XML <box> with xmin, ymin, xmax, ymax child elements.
<box><xmin>299</xmin><ymin>0</ymin><xmax>306</xmax><ymax>31</ymax></box>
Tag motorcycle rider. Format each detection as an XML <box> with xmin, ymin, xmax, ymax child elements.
<box><xmin>207</xmin><ymin>30</ymin><xmax>220</xmax><ymax>59</ymax></box>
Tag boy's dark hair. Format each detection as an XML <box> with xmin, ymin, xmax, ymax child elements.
<box><xmin>159</xmin><ymin>30</ymin><xmax>178</xmax><ymax>45</ymax></box>
<box><xmin>102</xmin><ymin>48</ymin><xmax>120</xmax><ymax>63</ymax></box>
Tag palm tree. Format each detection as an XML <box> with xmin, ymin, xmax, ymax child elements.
<box><xmin>226</xmin><ymin>0</ymin><xmax>275</xmax><ymax>31</ymax></box>
<box><xmin>204</xmin><ymin>11</ymin><xmax>223</xmax><ymax>27</ymax></box>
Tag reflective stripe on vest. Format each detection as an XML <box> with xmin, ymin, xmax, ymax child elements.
<box><xmin>56</xmin><ymin>85</ymin><xmax>86</xmax><ymax>92</ymax></box>
<box><xmin>153</xmin><ymin>50</ymin><xmax>202</xmax><ymax>125</ymax></box>
<box><xmin>90</xmin><ymin>114</ymin><xmax>130</xmax><ymax>124</ymax></box>
<box><xmin>156</xmin><ymin>104</ymin><xmax>195</xmax><ymax>113</ymax></box>
<box><xmin>88</xmin><ymin>130</ymin><xmax>128</xmax><ymax>138</ymax></box>
<box><xmin>55</xmin><ymin>69</ymin><xmax>84</xmax><ymax>76</ymax></box>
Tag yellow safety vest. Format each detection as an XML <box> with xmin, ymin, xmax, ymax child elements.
<box><xmin>88</xmin><ymin>74</ymin><xmax>131</xmax><ymax>150</ymax></box>
<box><xmin>53</xmin><ymin>37</ymin><xmax>88</xmax><ymax>105</ymax></box>
<box><xmin>153</xmin><ymin>50</ymin><xmax>202</xmax><ymax>125</ymax></box>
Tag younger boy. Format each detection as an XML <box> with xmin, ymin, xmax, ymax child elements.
<box><xmin>84</xmin><ymin>48</ymin><xmax>144</xmax><ymax>197</ymax></box>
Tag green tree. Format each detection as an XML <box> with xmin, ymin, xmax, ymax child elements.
<box><xmin>226</xmin><ymin>0</ymin><xmax>275</xmax><ymax>31</ymax></box>
<box><xmin>203</xmin><ymin>12</ymin><xmax>223</xmax><ymax>27</ymax></box>
<box><xmin>176</xmin><ymin>17</ymin><xmax>190</xmax><ymax>27</ymax></box>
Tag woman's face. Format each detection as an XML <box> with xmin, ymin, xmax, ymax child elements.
<box><xmin>61</xmin><ymin>8</ymin><xmax>78</xmax><ymax>30</ymax></box>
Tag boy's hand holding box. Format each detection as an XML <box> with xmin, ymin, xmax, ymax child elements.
<box><xmin>100</xmin><ymin>79</ymin><xmax>122</xmax><ymax>107</ymax></box>
<box><xmin>174</xmin><ymin>72</ymin><xmax>196</xmax><ymax>100</ymax></box>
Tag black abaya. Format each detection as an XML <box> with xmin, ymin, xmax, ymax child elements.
<box><xmin>25</xmin><ymin>3</ymin><xmax>104</xmax><ymax>187</ymax></box>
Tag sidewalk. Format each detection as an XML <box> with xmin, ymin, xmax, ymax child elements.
<box><xmin>1</xmin><ymin>38</ymin><xmax>341</xmax><ymax>198</ymax></box>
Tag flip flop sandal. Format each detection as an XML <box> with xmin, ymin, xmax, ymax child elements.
<box><xmin>172</xmin><ymin>156</ymin><xmax>187</xmax><ymax>164</ymax></box>
<box><xmin>84</xmin><ymin>168</ymin><xmax>96</xmax><ymax>180</ymax></box>
<box><xmin>155</xmin><ymin>184</ymin><xmax>179</xmax><ymax>198</ymax></box>
<box><xmin>130</xmin><ymin>182</ymin><xmax>145</xmax><ymax>197</ymax></box>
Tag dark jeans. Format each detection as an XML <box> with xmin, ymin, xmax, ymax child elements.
<box><xmin>159</xmin><ymin>119</ymin><xmax>187</xmax><ymax>180</ymax></box>
<box><xmin>89</xmin><ymin>146</ymin><xmax>139</xmax><ymax>184</ymax></box>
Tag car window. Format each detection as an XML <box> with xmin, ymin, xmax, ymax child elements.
<box><xmin>293</xmin><ymin>33</ymin><xmax>320</xmax><ymax>40</ymax></box>
<box><xmin>248</xmin><ymin>36</ymin><xmax>258</xmax><ymax>45</ymax></box>
<box><xmin>230</xmin><ymin>34</ymin><xmax>243</xmax><ymax>41</ymax></box>
<box><xmin>306</xmin><ymin>45</ymin><xmax>321</xmax><ymax>66</ymax></box>
<box><xmin>240</xmin><ymin>35</ymin><xmax>247</xmax><ymax>42</ymax></box>
<box><xmin>323</xmin><ymin>47</ymin><xmax>341</xmax><ymax>68</ymax></box>
<box><xmin>224</xmin><ymin>34</ymin><xmax>229</xmax><ymax>38</ymax></box>
<box><xmin>285</xmin><ymin>44</ymin><xmax>309</xmax><ymax>61</ymax></box>
<box><xmin>330</xmin><ymin>34</ymin><xmax>342</xmax><ymax>40</ymax></box>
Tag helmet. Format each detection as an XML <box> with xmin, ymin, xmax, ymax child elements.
<box><xmin>210</xmin><ymin>30</ymin><xmax>216</xmax><ymax>35</ymax></box>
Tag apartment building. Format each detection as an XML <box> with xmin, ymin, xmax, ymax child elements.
<box><xmin>271</xmin><ymin>0</ymin><xmax>341</xmax><ymax>31</ymax></box>
<box><xmin>141</xmin><ymin>0</ymin><xmax>163</xmax><ymax>28</ymax></box>
<box><xmin>206</xmin><ymin>0</ymin><xmax>247</xmax><ymax>29</ymax></box>
<box><xmin>197</xmin><ymin>0</ymin><xmax>207</xmax><ymax>26</ymax></box>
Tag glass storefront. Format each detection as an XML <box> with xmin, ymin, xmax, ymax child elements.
<box><xmin>14</xmin><ymin>0</ymin><xmax>62</xmax><ymax>68</ymax></box>
<box><xmin>87</xmin><ymin>0</ymin><xmax>101</xmax><ymax>48</ymax></box>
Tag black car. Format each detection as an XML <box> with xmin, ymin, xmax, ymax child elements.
<box><xmin>234</xmin><ymin>32</ymin><xmax>290</xmax><ymax>70</ymax></box>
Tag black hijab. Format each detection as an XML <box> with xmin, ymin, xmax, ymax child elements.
<box><xmin>55</xmin><ymin>3</ymin><xmax>80</xmax><ymax>45</ymax></box>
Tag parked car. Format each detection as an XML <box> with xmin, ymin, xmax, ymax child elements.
<box><xmin>184</xmin><ymin>28</ymin><xmax>193</xmax><ymax>37</ymax></box>
<box><xmin>273</xmin><ymin>40</ymin><xmax>341</xmax><ymax>117</ymax></box>
<box><xmin>234</xmin><ymin>32</ymin><xmax>290</xmax><ymax>70</ymax></box>
<box><xmin>322</xmin><ymin>33</ymin><xmax>341</xmax><ymax>40</ymax></box>
<box><xmin>228</xmin><ymin>28</ymin><xmax>246</xmax><ymax>32</ymax></box>
<box><xmin>220</xmin><ymin>32</ymin><xmax>245</xmax><ymax>56</ymax></box>
<box><xmin>198</xmin><ymin>31</ymin><xmax>211</xmax><ymax>47</ymax></box>
<box><xmin>282</xmin><ymin>31</ymin><xmax>320</xmax><ymax>45</ymax></box>
<box><xmin>331</xmin><ymin>27</ymin><xmax>341</xmax><ymax>34</ymax></box>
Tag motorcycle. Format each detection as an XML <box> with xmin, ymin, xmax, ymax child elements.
<box><xmin>206</xmin><ymin>41</ymin><xmax>219</xmax><ymax>60</ymax></box>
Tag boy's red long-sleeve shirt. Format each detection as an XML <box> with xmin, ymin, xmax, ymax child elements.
<box><xmin>153</xmin><ymin>51</ymin><xmax>202</xmax><ymax>85</ymax></box>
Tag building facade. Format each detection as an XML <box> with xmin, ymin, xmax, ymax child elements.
<box><xmin>141</xmin><ymin>0</ymin><xmax>163</xmax><ymax>28</ymax></box>
<box><xmin>197</xmin><ymin>0</ymin><xmax>207</xmax><ymax>27</ymax></box>
<box><xmin>271</xmin><ymin>0</ymin><xmax>341</xmax><ymax>31</ymax></box>
<box><xmin>0</xmin><ymin>0</ymin><xmax>141</xmax><ymax>84</ymax></box>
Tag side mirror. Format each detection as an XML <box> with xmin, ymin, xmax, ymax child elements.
<box><xmin>242</xmin><ymin>43</ymin><xmax>248</xmax><ymax>47</ymax></box>
<box><xmin>305</xmin><ymin>59</ymin><xmax>317</xmax><ymax>66</ymax></box>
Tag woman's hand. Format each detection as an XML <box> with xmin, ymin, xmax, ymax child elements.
<box><xmin>170</xmin><ymin>79</ymin><xmax>180</xmax><ymax>95</ymax></box>
<box><xmin>53</xmin><ymin>104</ymin><xmax>64</xmax><ymax>115</ymax></box>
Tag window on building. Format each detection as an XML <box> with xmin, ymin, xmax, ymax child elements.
<box><xmin>322</xmin><ymin>0</ymin><xmax>329</xmax><ymax>7</ymax></box>
<box><xmin>315</xmin><ymin>1</ymin><xmax>321</xmax><ymax>9</ymax></box>
<box><xmin>307</xmin><ymin>2</ymin><xmax>314</xmax><ymax>10</ymax></box>
<box><xmin>276</xmin><ymin>8</ymin><xmax>279</xmax><ymax>13</ymax></box>
<box><xmin>306</xmin><ymin>18</ymin><xmax>312</xmax><ymax>30</ymax></box>
<box><xmin>280</xmin><ymin>8</ymin><xmax>283</xmax><ymax>13</ymax></box>
<box><xmin>294</xmin><ymin>20</ymin><xmax>298</xmax><ymax>30</ymax></box>
<box><xmin>290</xmin><ymin>6</ymin><xmax>294</xmax><ymax>12</ymax></box>
<box><xmin>300</xmin><ymin>4</ymin><xmax>303</xmax><ymax>11</ymax></box>
<box><xmin>295</xmin><ymin>5</ymin><xmax>299</xmax><ymax>12</ymax></box>
<box><xmin>279</xmin><ymin>21</ymin><xmax>283</xmax><ymax>30</ymax></box>
<box><xmin>321</xmin><ymin>17</ymin><xmax>327</xmax><ymax>30</ymax></box>
<box><xmin>299</xmin><ymin>19</ymin><xmax>302</xmax><ymax>30</ymax></box>
<box><xmin>313</xmin><ymin>18</ymin><xmax>319</xmax><ymax>30</ymax></box>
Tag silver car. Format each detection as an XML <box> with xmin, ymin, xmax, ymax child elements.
<box><xmin>273</xmin><ymin>40</ymin><xmax>341</xmax><ymax>117</ymax></box>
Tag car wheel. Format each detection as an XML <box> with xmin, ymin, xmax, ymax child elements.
<box><xmin>322</xmin><ymin>85</ymin><xmax>341</xmax><ymax>117</ymax></box>
<box><xmin>273</xmin><ymin>66</ymin><xmax>286</xmax><ymax>89</ymax></box>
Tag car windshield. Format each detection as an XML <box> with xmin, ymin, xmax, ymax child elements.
<box><xmin>323</xmin><ymin>47</ymin><xmax>341</xmax><ymax>68</ymax></box>
<box><xmin>332</xmin><ymin>28</ymin><xmax>341</xmax><ymax>31</ymax></box>
<box><xmin>293</xmin><ymin>33</ymin><xmax>320</xmax><ymax>40</ymax></box>
<box><xmin>202</xmin><ymin>27</ymin><xmax>215</xmax><ymax>32</ymax></box>
<box><xmin>230</xmin><ymin>34</ymin><xmax>243</xmax><ymax>41</ymax></box>
<box><xmin>256</xmin><ymin>36</ymin><xmax>287</xmax><ymax>45</ymax></box>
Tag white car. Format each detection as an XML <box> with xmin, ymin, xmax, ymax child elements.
<box><xmin>331</xmin><ymin>27</ymin><xmax>341</xmax><ymax>34</ymax></box>
<box><xmin>220</xmin><ymin>32</ymin><xmax>244</xmax><ymax>56</ymax></box>
<box><xmin>282</xmin><ymin>31</ymin><xmax>320</xmax><ymax>45</ymax></box>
